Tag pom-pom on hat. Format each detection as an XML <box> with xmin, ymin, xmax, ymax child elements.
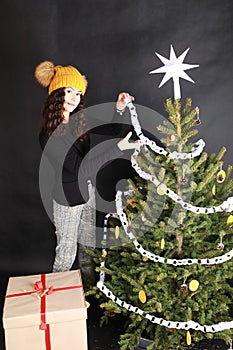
<box><xmin>34</xmin><ymin>61</ymin><xmax>87</xmax><ymax>95</ymax></box>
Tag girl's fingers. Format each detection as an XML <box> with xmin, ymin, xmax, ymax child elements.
<box><xmin>124</xmin><ymin>131</ymin><xmax>132</xmax><ymax>141</ymax></box>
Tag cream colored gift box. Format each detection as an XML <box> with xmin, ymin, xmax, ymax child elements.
<box><xmin>3</xmin><ymin>270</ymin><xmax>88</xmax><ymax>350</ymax></box>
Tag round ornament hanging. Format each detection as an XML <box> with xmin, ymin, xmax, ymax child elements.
<box><xmin>139</xmin><ymin>290</ymin><xmax>147</xmax><ymax>303</ymax></box>
<box><xmin>216</xmin><ymin>169</ymin><xmax>226</xmax><ymax>183</ymax></box>
<box><xmin>189</xmin><ymin>280</ymin><xmax>199</xmax><ymax>292</ymax></box>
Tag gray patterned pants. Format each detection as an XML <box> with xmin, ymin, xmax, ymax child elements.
<box><xmin>52</xmin><ymin>181</ymin><xmax>96</xmax><ymax>287</ymax></box>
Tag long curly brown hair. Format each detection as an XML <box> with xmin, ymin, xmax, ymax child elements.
<box><xmin>41</xmin><ymin>88</ymin><xmax>89</xmax><ymax>142</ymax></box>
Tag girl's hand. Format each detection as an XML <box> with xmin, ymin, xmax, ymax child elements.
<box><xmin>117</xmin><ymin>132</ymin><xmax>143</xmax><ymax>151</ymax></box>
<box><xmin>116</xmin><ymin>92</ymin><xmax>134</xmax><ymax>113</ymax></box>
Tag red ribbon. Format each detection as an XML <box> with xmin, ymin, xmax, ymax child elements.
<box><xmin>34</xmin><ymin>280</ymin><xmax>54</xmax><ymax>297</ymax></box>
<box><xmin>39</xmin><ymin>274</ymin><xmax>51</xmax><ymax>332</ymax></box>
<box><xmin>6</xmin><ymin>274</ymin><xmax>82</xmax><ymax>350</ymax></box>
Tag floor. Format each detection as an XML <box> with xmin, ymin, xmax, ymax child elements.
<box><xmin>0</xmin><ymin>275</ymin><xmax>229</xmax><ymax>350</ymax></box>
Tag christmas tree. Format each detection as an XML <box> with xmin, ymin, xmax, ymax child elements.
<box><xmin>86</xmin><ymin>46</ymin><xmax>233</xmax><ymax>350</ymax></box>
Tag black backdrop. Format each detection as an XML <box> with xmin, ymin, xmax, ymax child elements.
<box><xmin>0</xmin><ymin>0</ymin><xmax>232</xmax><ymax>276</ymax></box>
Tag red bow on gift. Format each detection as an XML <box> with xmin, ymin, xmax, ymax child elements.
<box><xmin>34</xmin><ymin>281</ymin><xmax>54</xmax><ymax>297</ymax></box>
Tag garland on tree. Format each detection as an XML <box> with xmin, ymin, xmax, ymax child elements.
<box><xmin>128</xmin><ymin>102</ymin><xmax>233</xmax><ymax>215</ymax></box>
<box><xmin>96</xmin><ymin>101</ymin><xmax>233</xmax><ymax>334</ymax></box>
<box><xmin>115</xmin><ymin>190</ymin><xmax>233</xmax><ymax>266</ymax></box>
<box><xmin>97</xmin><ymin>280</ymin><xmax>233</xmax><ymax>333</ymax></box>
<box><xmin>97</xmin><ymin>207</ymin><xmax>233</xmax><ymax>333</ymax></box>
<box><xmin>128</xmin><ymin>102</ymin><xmax>205</xmax><ymax>160</ymax></box>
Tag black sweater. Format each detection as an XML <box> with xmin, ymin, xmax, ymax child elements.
<box><xmin>39</xmin><ymin>107</ymin><xmax>162</xmax><ymax>207</ymax></box>
<box><xmin>39</xmin><ymin>121</ymin><xmax>124</xmax><ymax>206</ymax></box>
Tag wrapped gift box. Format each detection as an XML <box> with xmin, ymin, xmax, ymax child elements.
<box><xmin>3</xmin><ymin>270</ymin><xmax>88</xmax><ymax>350</ymax></box>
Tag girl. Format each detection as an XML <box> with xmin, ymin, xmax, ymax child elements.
<box><xmin>35</xmin><ymin>61</ymin><xmax>140</xmax><ymax>288</ymax></box>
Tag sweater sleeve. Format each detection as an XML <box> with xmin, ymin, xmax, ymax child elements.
<box><xmin>110</xmin><ymin>108</ymin><xmax>137</xmax><ymax>140</ymax></box>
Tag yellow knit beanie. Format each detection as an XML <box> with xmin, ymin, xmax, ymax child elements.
<box><xmin>34</xmin><ymin>61</ymin><xmax>87</xmax><ymax>95</ymax></box>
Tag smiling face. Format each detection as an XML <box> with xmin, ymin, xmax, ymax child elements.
<box><xmin>63</xmin><ymin>87</ymin><xmax>82</xmax><ymax>122</ymax></box>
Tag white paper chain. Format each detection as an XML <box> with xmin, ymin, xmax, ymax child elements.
<box><xmin>97</xmin><ymin>280</ymin><xmax>233</xmax><ymax>333</ymax></box>
<box><xmin>96</xmin><ymin>103</ymin><xmax>233</xmax><ymax>333</ymax></box>
<box><xmin>130</xmin><ymin>151</ymin><xmax>233</xmax><ymax>214</ymax></box>
<box><xmin>127</xmin><ymin>102</ymin><xmax>206</xmax><ymax>160</ymax></box>
<box><xmin>97</xmin><ymin>208</ymin><xmax>233</xmax><ymax>333</ymax></box>
<box><xmin>126</xmin><ymin>102</ymin><xmax>233</xmax><ymax>213</ymax></box>
<box><xmin>115</xmin><ymin>191</ymin><xmax>233</xmax><ymax>266</ymax></box>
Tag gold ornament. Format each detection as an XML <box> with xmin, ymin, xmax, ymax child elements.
<box><xmin>85</xmin><ymin>301</ymin><xmax>90</xmax><ymax>309</ymax></box>
<box><xmin>127</xmin><ymin>199</ymin><xmax>136</xmax><ymax>208</ymax></box>
<box><xmin>142</xmin><ymin>256</ymin><xmax>148</xmax><ymax>262</ymax></box>
<box><xmin>157</xmin><ymin>183</ymin><xmax>167</xmax><ymax>195</ymax></box>
<box><xmin>138</xmin><ymin>290</ymin><xmax>146</xmax><ymax>303</ymax></box>
<box><xmin>189</xmin><ymin>280</ymin><xmax>199</xmax><ymax>292</ymax></box>
<box><xmin>102</xmin><ymin>249</ymin><xmax>107</xmax><ymax>257</ymax></box>
<box><xmin>211</xmin><ymin>184</ymin><xmax>216</xmax><ymax>196</ymax></box>
<box><xmin>216</xmin><ymin>169</ymin><xmax>226</xmax><ymax>183</ymax></box>
<box><xmin>186</xmin><ymin>330</ymin><xmax>192</xmax><ymax>345</ymax></box>
<box><xmin>227</xmin><ymin>215</ymin><xmax>233</xmax><ymax>226</ymax></box>
<box><xmin>115</xmin><ymin>226</ymin><xmax>120</xmax><ymax>239</ymax></box>
<box><xmin>160</xmin><ymin>238</ymin><xmax>165</xmax><ymax>249</ymax></box>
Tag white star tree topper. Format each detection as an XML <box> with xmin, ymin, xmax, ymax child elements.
<box><xmin>149</xmin><ymin>45</ymin><xmax>199</xmax><ymax>99</ymax></box>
